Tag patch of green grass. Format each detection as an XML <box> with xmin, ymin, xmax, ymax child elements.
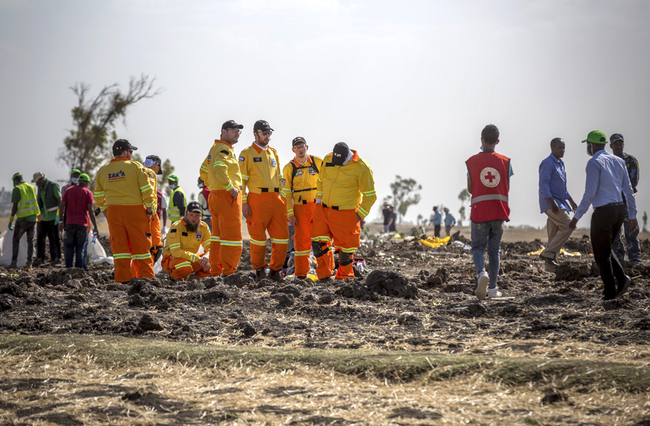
<box><xmin>1</xmin><ymin>334</ymin><xmax>648</xmax><ymax>393</ymax></box>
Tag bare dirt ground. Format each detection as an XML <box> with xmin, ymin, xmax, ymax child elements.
<box><xmin>1</xmin><ymin>226</ymin><xmax>650</xmax><ymax>425</ymax></box>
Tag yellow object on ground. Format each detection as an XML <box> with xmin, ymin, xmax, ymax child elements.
<box><xmin>526</xmin><ymin>247</ymin><xmax>582</xmax><ymax>257</ymax></box>
<box><xmin>420</xmin><ymin>236</ymin><xmax>450</xmax><ymax>248</ymax></box>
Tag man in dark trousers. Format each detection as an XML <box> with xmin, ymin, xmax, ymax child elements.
<box><xmin>570</xmin><ymin>130</ymin><xmax>637</xmax><ymax>300</ymax></box>
<box><xmin>59</xmin><ymin>173</ymin><xmax>98</xmax><ymax>269</ymax></box>
<box><xmin>33</xmin><ymin>172</ymin><xmax>62</xmax><ymax>266</ymax></box>
<box><xmin>609</xmin><ymin>133</ymin><xmax>640</xmax><ymax>264</ymax></box>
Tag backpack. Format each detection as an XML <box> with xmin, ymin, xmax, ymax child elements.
<box><xmin>290</xmin><ymin>155</ymin><xmax>319</xmax><ymax>193</ymax></box>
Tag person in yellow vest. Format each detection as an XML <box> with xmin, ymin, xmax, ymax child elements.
<box><xmin>8</xmin><ymin>172</ymin><xmax>39</xmax><ymax>268</ymax></box>
<box><xmin>282</xmin><ymin>137</ymin><xmax>322</xmax><ymax>279</ymax></box>
<box><xmin>240</xmin><ymin>120</ymin><xmax>289</xmax><ymax>282</ymax></box>
<box><xmin>199</xmin><ymin>120</ymin><xmax>244</xmax><ymax>276</ymax></box>
<box><xmin>167</xmin><ymin>174</ymin><xmax>186</xmax><ymax>224</ymax></box>
<box><xmin>311</xmin><ymin>142</ymin><xmax>377</xmax><ymax>282</ymax></box>
<box><xmin>161</xmin><ymin>201</ymin><xmax>211</xmax><ymax>281</ymax></box>
<box><xmin>94</xmin><ymin>139</ymin><xmax>156</xmax><ymax>283</ymax></box>
<box><xmin>33</xmin><ymin>172</ymin><xmax>62</xmax><ymax>266</ymax></box>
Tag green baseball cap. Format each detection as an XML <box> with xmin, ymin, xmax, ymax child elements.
<box><xmin>79</xmin><ymin>173</ymin><xmax>90</xmax><ymax>182</ymax></box>
<box><xmin>582</xmin><ymin>130</ymin><xmax>608</xmax><ymax>144</ymax></box>
<box><xmin>11</xmin><ymin>172</ymin><xmax>22</xmax><ymax>180</ymax></box>
<box><xmin>168</xmin><ymin>174</ymin><xmax>179</xmax><ymax>182</ymax></box>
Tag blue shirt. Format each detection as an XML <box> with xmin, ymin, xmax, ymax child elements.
<box><xmin>431</xmin><ymin>210</ymin><xmax>442</xmax><ymax>225</ymax></box>
<box><xmin>538</xmin><ymin>154</ymin><xmax>572</xmax><ymax>213</ymax></box>
<box><xmin>444</xmin><ymin>212</ymin><xmax>456</xmax><ymax>226</ymax></box>
<box><xmin>574</xmin><ymin>150</ymin><xmax>637</xmax><ymax>220</ymax></box>
<box><xmin>621</xmin><ymin>152</ymin><xmax>639</xmax><ymax>193</ymax></box>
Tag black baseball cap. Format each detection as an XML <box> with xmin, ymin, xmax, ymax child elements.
<box><xmin>112</xmin><ymin>139</ymin><xmax>137</xmax><ymax>155</ymax></box>
<box><xmin>292</xmin><ymin>136</ymin><xmax>307</xmax><ymax>147</ymax></box>
<box><xmin>222</xmin><ymin>120</ymin><xmax>244</xmax><ymax>130</ymax></box>
<box><xmin>331</xmin><ymin>142</ymin><xmax>350</xmax><ymax>166</ymax></box>
<box><xmin>186</xmin><ymin>201</ymin><xmax>202</xmax><ymax>214</ymax></box>
<box><xmin>253</xmin><ymin>120</ymin><xmax>274</xmax><ymax>132</ymax></box>
<box><xmin>143</xmin><ymin>155</ymin><xmax>163</xmax><ymax>174</ymax></box>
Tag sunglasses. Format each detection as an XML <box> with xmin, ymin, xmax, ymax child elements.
<box><xmin>259</xmin><ymin>130</ymin><xmax>273</xmax><ymax>136</ymax></box>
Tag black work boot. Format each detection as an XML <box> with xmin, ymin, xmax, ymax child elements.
<box><xmin>268</xmin><ymin>268</ymin><xmax>283</xmax><ymax>282</ymax></box>
<box><xmin>255</xmin><ymin>268</ymin><xmax>267</xmax><ymax>282</ymax></box>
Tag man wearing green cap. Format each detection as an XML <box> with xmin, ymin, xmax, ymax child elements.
<box><xmin>8</xmin><ymin>173</ymin><xmax>39</xmax><ymax>268</ymax></box>
<box><xmin>167</xmin><ymin>175</ymin><xmax>186</xmax><ymax>224</ymax></box>
<box><xmin>569</xmin><ymin>130</ymin><xmax>637</xmax><ymax>301</ymax></box>
<box><xmin>59</xmin><ymin>173</ymin><xmax>98</xmax><ymax>269</ymax></box>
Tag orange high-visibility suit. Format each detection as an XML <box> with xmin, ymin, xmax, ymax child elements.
<box><xmin>282</xmin><ymin>155</ymin><xmax>322</xmax><ymax>277</ymax></box>
<box><xmin>94</xmin><ymin>158</ymin><xmax>156</xmax><ymax>283</ymax></box>
<box><xmin>200</xmin><ymin>140</ymin><xmax>243</xmax><ymax>276</ymax></box>
<box><xmin>161</xmin><ymin>217</ymin><xmax>211</xmax><ymax>280</ymax></box>
<box><xmin>311</xmin><ymin>150</ymin><xmax>376</xmax><ymax>280</ymax></box>
<box><xmin>239</xmin><ymin>143</ymin><xmax>288</xmax><ymax>271</ymax></box>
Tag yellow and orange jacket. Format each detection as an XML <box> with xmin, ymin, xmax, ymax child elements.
<box><xmin>162</xmin><ymin>217</ymin><xmax>211</xmax><ymax>262</ymax></box>
<box><xmin>200</xmin><ymin>140</ymin><xmax>242</xmax><ymax>192</ymax></box>
<box><xmin>239</xmin><ymin>143</ymin><xmax>283</xmax><ymax>203</ymax></box>
<box><xmin>316</xmin><ymin>150</ymin><xmax>377</xmax><ymax>219</ymax></box>
<box><xmin>282</xmin><ymin>155</ymin><xmax>323</xmax><ymax>217</ymax></box>
<box><xmin>143</xmin><ymin>166</ymin><xmax>158</xmax><ymax>211</ymax></box>
<box><xmin>94</xmin><ymin>158</ymin><xmax>156</xmax><ymax>212</ymax></box>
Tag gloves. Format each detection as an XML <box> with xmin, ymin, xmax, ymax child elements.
<box><xmin>54</xmin><ymin>214</ymin><xmax>59</xmax><ymax>226</ymax></box>
<box><xmin>8</xmin><ymin>222</ymin><xmax>13</xmax><ymax>231</ymax></box>
<box><xmin>315</xmin><ymin>198</ymin><xmax>322</xmax><ymax>204</ymax></box>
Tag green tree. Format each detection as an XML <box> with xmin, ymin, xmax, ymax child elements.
<box><xmin>388</xmin><ymin>175</ymin><xmax>422</xmax><ymax>223</ymax></box>
<box><xmin>58</xmin><ymin>75</ymin><xmax>161</xmax><ymax>180</ymax></box>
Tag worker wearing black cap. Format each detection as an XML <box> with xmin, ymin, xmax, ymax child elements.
<box><xmin>94</xmin><ymin>139</ymin><xmax>156</xmax><ymax>283</ymax></box>
<box><xmin>311</xmin><ymin>142</ymin><xmax>377</xmax><ymax>282</ymax></box>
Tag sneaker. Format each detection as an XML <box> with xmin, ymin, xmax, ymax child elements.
<box><xmin>319</xmin><ymin>277</ymin><xmax>333</xmax><ymax>284</ymax></box>
<box><xmin>475</xmin><ymin>271</ymin><xmax>489</xmax><ymax>300</ymax></box>
<box><xmin>487</xmin><ymin>287</ymin><xmax>502</xmax><ymax>298</ymax></box>
<box><xmin>616</xmin><ymin>275</ymin><xmax>631</xmax><ymax>299</ymax></box>
<box><xmin>539</xmin><ymin>254</ymin><xmax>559</xmax><ymax>267</ymax></box>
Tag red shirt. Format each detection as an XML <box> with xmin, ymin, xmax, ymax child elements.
<box><xmin>62</xmin><ymin>185</ymin><xmax>94</xmax><ymax>226</ymax></box>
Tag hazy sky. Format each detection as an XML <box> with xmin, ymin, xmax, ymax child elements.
<box><xmin>1</xmin><ymin>0</ymin><xmax>648</xmax><ymax>228</ymax></box>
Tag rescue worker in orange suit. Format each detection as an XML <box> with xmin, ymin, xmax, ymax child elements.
<box><xmin>311</xmin><ymin>142</ymin><xmax>376</xmax><ymax>282</ymax></box>
<box><xmin>142</xmin><ymin>155</ymin><xmax>165</xmax><ymax>263</ymax></box>
<box><xmin>282</xmin><ymin>137</ymin><xmax>323</xmax><ymax>279</ymax></box>
<box><xmin>240</xmin><ymin>120</ymin><xmax>289</xmax><ymax>282</ymax></box>
<box><xmin>161</xmin><ymin>201</ymin><xmax>212</xmax><ymax>281</ymax></box>
<box><xmin>94</xmin><ymin>139</ymin><xmax>156</xmax><ymax>283</ymax></box>
<box><xmin>199</xmin><ymin>120</ymin><xmax>244</xmax><ymax>276</ymax></box>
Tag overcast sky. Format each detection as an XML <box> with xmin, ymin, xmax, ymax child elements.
<box><xmin>1</xmin><ymin>0</ymin><xmax>648</xmax><ymax>228</ymax></box>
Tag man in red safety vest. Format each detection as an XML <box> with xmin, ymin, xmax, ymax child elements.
<box><xmin>466</xmin><ymin>124</ymin><xmax>513</xmax><ymax>300</ymax></box>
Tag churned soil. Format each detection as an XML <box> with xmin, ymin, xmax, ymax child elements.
<box><xmin>1</xmin><ymin>235</ymin><xmax>650</xmax><ymax>425</ymax></box>
<box><xmin>1</xmin><ymin>235</ymin><xmax>649</xmax><ymax>353</ymax></box>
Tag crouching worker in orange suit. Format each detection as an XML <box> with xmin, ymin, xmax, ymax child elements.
<box><xmin>161</xmin><ymin>201</ymin><xmax>212</xmax><ymax>281</ymax></box>
<box><xmin>311</xmin><ymin>142</ymin><xmax>377</xmax><ymax>282</ymax></box>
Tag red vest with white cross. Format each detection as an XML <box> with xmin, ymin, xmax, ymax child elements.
<box><xmin>466</xmin><ymin>151</ymin><xmax>510</xmax><ymax>223</ymax></box>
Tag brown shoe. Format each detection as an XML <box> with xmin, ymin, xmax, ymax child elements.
<box><xmin>268</xmin><ymin>269</ymin><xmax>283</xmax><ymax>282</ymax></box>
<box><xmin>255</xmin><ymin>268</ymin><xmax>267</xmax><ymax>282</ymax></box>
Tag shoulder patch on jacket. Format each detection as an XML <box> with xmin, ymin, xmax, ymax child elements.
<box><xmin>239</xmin><ymin>156</ymin><xmax>245</xmax><ymax>162</ymax></box>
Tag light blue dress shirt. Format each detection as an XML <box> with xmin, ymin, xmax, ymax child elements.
<box><xmin>538</xmin><ymin>154</ymin><xmax>572</xmax><ymax>213</ymax></box>
<box><xmin>574</xmin><ymin>150</ymin><xmax>637</xmax><ymax>220</ymax></box>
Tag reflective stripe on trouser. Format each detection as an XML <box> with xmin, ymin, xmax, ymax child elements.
<box><xmin>161</xmin><ymin>254</ymin><xmax>212</xmax><ymax>281</ymax></box>
<box><xmin>311</xmin><ymin>205</ymin><xmax>360</xmax><ymax>280</ymax></box>
<box><xmin>246</xmin><ymin>192</ymin><xmax>289</xmax><ymax>271</ymax></box>
<box><xmin>106</xmin><ymin>205</ymin><xmax>154</xmax><ymax>282</ymax></box>
<box><xmin>293</xmin><ymin>202</ymin><xmax>316</xmax><ymax>277</ymax></box>
<box><xmin>208</xmin><ymin>190</ymin><xmax>243</xmax><ymax>276</ymax></box>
